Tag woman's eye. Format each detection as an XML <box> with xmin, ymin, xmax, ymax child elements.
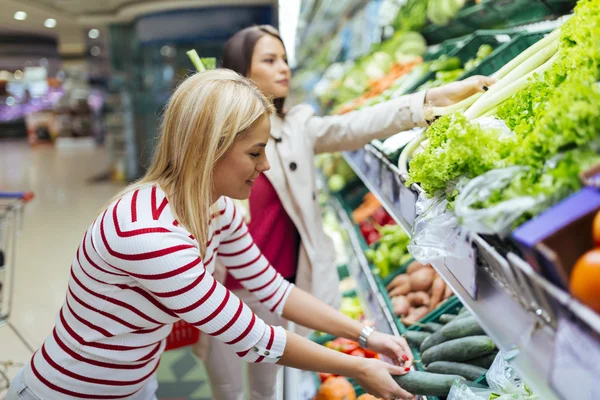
<box><xmin>264</xmin><ymin>59</ymin><xmax>274</xmax><ymax>64</ymax></box>
<box><xmin>250</xmin><ymin>153</ymin><xmax>260</xmax><ymax>158</ymax></box>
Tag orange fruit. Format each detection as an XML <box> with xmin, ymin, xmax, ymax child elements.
<box><xmin>357</xmin><ymin>395</ymin><xmax>383</xmax><ymax>400</ymax></box>
<box><xmin>314</xmin><ymin>377</ymin><xmax>356</xmax><ymax>400</ymax></box>
<box><xmin>570</xmin><ymin>249</ymin><xmax>600</xmax><ymax>312</ymax></box>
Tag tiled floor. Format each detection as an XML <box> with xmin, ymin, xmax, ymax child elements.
<box><xmin>0</xmin><ymin>140</ymin><xmax>212</xmax><ymax>399</ymax></box>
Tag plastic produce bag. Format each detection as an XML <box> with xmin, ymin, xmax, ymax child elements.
<box><xmin>453</xmin><ymin>166</ymin><xmax>541</xmax><ymax>237</ymax></box>
<box><xmin>448</xmin><ymin>381</ymin><xmax>496</xmax><ymax>400</ymax></box>
<box><xmin>485</xmin><ymin>352</ymin><xmax>537</xmax><ymax>398</ymax></box>
<box><xmin>408</xmin><ymin>194</ymin><xmax>472</xmax><ymax>264</ymax></box>
<box><xmin>448</xmin><ymin>352</ymin><xmax>538</xmax><ymax>400</ymax></box>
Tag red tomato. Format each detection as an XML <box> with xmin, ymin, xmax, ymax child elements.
<box><xmin>363</xmin><ymin>349</ymin><xmax>379</xmax><ymax>358</ymax></box>
<box><xmin>350</xmin><ymin>349</ymin><xmax>366</xmax><ymax>357</ymax></box>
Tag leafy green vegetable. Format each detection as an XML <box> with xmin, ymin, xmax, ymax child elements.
<box><xmin>407</xmin><ymin>113</ymin><xmax>515</xmax><ymax>196</ymax></box>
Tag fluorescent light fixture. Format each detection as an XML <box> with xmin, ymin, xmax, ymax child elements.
<box><xmin>14</xmin><ymin>11</ymin><xmax>27</xmax><ymax>20</ymax></box>
<box><xmin>88</xmin><ymin>29</ymin><xmax>100</xmax><ymax>39</ymax></box>
<box><xmin>44</xmin><ymin>18</ymin><xmax>57</xmax><ymax>28</ymax></box>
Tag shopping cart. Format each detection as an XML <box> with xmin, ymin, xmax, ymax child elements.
<box><xmin>0</xmin><ymin>191</ymin><xmax>34</xmax><ymax>393</ymax></box>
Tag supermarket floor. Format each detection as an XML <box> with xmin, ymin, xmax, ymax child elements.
<box><xmin>0</xmin><ymin>140</ymin><xmax>212</xmax><ymax>399</ymax></box>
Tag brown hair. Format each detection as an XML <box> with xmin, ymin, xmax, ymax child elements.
<box><xmin>222</xmin><ymin>25</ymin><xmax>286</xmax><ymax>116</ymax></box>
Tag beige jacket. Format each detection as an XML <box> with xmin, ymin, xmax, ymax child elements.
<box><xmin>256</xmin><ymin>91</ymin><xmax>429</xmax><ymax>309</ymax></box>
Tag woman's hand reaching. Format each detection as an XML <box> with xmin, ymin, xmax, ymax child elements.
<box><xmin>425</xmin><ymin>75</ymin><xmax>496</xmax><ymax>107</ymax></box>
<box><xmin>353</xmin><ymin>358</ymin><xmax>415</xmax><ymax>399</ymax></box>
<box><xmin>365</xmin><ymin>331</ymin><xmax>414</xmax><ymax>369</ymax></box>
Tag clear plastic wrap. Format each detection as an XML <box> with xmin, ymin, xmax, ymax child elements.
<box><xmin>447</xmin><ymin>352</ymin><xmax>539</xmax><ymax>400</ymax></box>
<box><xmin>453</xmin><ymin>166</ymin><xmax>541</xmax><ymax>237</ymax></box>
<box><xmin>408</xmin><ymin>194</ymin><xmax>472</xmax><ymax>264</ymax></box>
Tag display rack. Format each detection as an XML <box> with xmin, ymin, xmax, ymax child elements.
<box><xmin>341</xmin><ymin>144</ymin><xmax>600</xmax><ymax>400</ymax></box>
<box><xmin>283</xmin><ymin>189</ymin><xmax>399</xmax><ymax>400</ymax></box>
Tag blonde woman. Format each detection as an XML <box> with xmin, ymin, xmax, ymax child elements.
<box><xmin>7</xmin><ymin>70</ymin><xmax>416</xmax><ymax>400</ymax></box>
<box><xmin>202</xmin><ymin>25</ymin><xmax>495</xmax><ymax>400</ymax></box>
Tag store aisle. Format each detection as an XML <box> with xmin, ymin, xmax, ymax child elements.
<box><xmin>0</xmin><ymin>140</ymin><xmax>214</xmax><ymax>399</ymax></box>
<box><xmin>0</xmin><ymin>140</ymin><xmax>124</xmax><ymax>388</ymax></box>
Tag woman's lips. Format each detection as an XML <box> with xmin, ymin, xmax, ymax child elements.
<box><xmin>277</xmin><ymin>79</ymin><xmax>289</xmax><ymax>86</ymax></box>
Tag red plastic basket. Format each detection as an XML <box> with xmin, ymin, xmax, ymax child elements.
<box><xmin>164</xmin><ymin>321</ymin><xmax>200</xmax><ymax>351</ymax></box>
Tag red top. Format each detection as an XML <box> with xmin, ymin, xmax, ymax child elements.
<box><xmin>225</xmin><ymin>174</ymin><xmax>300</xmax><ymax>290</ymax></box>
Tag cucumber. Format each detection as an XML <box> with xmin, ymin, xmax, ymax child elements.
<box><xmin>420</xmin><ymin>329</ymin><xmax>450</xmax><ymax>353</ymax></box>
<box><xmin>439</xmin><ymin>314</ymin><xmax>457</xmax><ymax>324</ymax></box>
<box><xmin>421</xmin><ymin>335</ymin><xmax>496</xmax><ymax>365</ymax></box>
<box><xmin>467</xmin><ymin>351</ymin><xmax>498</xmax><ymax>369</ymax></box>
<box><xmin>422</xmin><ymin>322</ymin><xmax>444</xmax><ymax>332</ymax></box>
<box><xmin>426</xmin><ymin>361</ymin><xmax>488</xmax><ymax>381</ymax></box>
<box><xmin>441</xmin><ymin>316</ymin><xmax>486</xmax><ymax>339</ymax></box>
<box><xmin>393</xmin><ymin>371</ymin><xmax>465</xmax><ymax>397</ymax></box>
<box><xmin>403</xmin><ymin>331</ymin><xmax>431</xmax><ymax>348</ymax></box>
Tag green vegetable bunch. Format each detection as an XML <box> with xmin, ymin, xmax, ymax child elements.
<box><xmin>364</xmin><ymin>225</ymin><xmax>412</xmax><ymax>278</ymax></box>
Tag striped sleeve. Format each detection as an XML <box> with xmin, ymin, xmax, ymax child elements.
<box><xmin>91</xmin><ymin>200</ymin><xmax>285</xmax><ymax>364</ymax></box>
<box><xmin>217</xmin><ymin>197</ymin><xmax>294</xmax><ymax>317</ymax></box>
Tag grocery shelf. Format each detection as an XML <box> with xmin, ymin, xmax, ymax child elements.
<box><xmin>328</xmin><ymin>192</ymin><xmax>400</xmax><ymax>337</ymax></box>
<box><xmin>341</xmin><ymin>144</ymin><xmax>600</xmax><ymax>400</ymax></box>
<box><xmin>284</xmin><ymin>186</ymin><xmax>399</xmax><ymax>400</ymax></box>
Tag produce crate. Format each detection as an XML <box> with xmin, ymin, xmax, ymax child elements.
<box><xmin>408</xmin><ymin>304</ymin><xmax>491</xmax><ymax>400</ymax></box>
<box><xmin>422</xmin><ymin>20</ymin><xmax>473</xmax><ymax>45</ymax></box>
<box><xmin>424</xmin><ymin>34</ymin><xmax>473</xmax><ymax>62</ymax></box>
<box><xmin>403</xmin><ymin>32</ymin><xmax>507</xmax><ymax>95</ymax></box>
<box><xmin>486</xmin><ymin>0</ymin><xmax>555</xmax><ymax>27</ymax></box>
<box><xmin>375</xmin><ymin>260</ymin><xmax>460</xmax><ymax>335</ymax></box>
<box><xmin>456</xmin><ymin>3</ymin><xmax>505</xmax><ymax>30</ymax></box>
<box><xmin>543</xmin><ymin>0</ymin><xmax>578</xmax><ymax>13</ymax></box>
<box><xmin>460</xmin><ymin>29</ymin><xmax>552</xmax><ymax>79</ymax></box>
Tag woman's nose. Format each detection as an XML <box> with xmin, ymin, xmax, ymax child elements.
<box><xmin>259</xmin><ymin>157</ymin><xmax>270</xmax><ymax>172</ymax></box>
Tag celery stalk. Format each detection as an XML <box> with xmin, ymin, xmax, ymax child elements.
<box><xmin>492</xmin><ymin>28</ymin><xmax>560</xmax><ymax>80</ymax></box>
<box><xmin>187</xmin><ymin>50</ymin><xmax>206</xmax><ymax>72</ymax></box>
<box><xmin>465</xmin><ymin>54</ymin><xmax>558</xmax><ymax>120</ymax></box>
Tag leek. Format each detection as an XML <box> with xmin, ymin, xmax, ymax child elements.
<box><xmin>465</xmin><ymin>54</ymin><xmax>559</xmax><ymax>120</ymax></box>
<box><xmin>187</xmin><ymin>50</ymin><xmax>206</xmax><ymax>72</ymax></box>
<box><xmin>398</xmin><ymin>133</ymin><xmax>426</xmax><ymax>175</ymax></box>
<box><xmin>492</xmin><ymin>28</ymin><xmax>561</xmax><ymax>80</ymax></box>
<box><xmin>431</xmin><ymin>92</ymin><xmax>483</xmax><ymax>116</ymax></box>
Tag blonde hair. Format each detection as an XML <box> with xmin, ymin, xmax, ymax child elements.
<box><xmin>113</xmin><ymin>69</ymin><xmax>274</xmax><ymax>256</ymax></box>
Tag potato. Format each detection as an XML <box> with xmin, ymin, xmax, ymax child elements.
<box><xmin>391</xmin><ymin>296</ymin><xmax>410</xmax><ymax>316</ymax></box>
<box><xmin>429</xmin><ymin>275</ymin><xmax>446</xmax><ymax>310</ymax></box>
<box><xmin>406</xmin><ymin>291</ymin><xmax>430</xmax><ymax>307</ymax></box>
<box><xmin>409</xmin><ymin>267</ymin><xmax>436</xmax><ymax>292</ymax></box>
<box><xmin>401</xmin><ymin>306</ymin><xmax>429</xmax><ymax>326</ymax></box>
<box><xmin>386</xmin><ymin>273</ymin><xmax>410</xmax><ymax>292</ymax></box>
<box><xmin>444</xmin><ymin>282</ymin><xmax>454</xmax><ymax>299</ymax></box>
<box><xmin>389</xmin><ymin>282</ymin><xmax>411</xmax><ymax>297</ymax></box>
<box><xmin>406</xmin><ymin>260</ymin><xmax>426</xmax><ymax>275</ymax></box>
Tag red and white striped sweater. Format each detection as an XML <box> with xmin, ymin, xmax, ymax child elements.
<box><xmin>23</xmin><ymin>185</ymin><xmax>292</xmax><ymax>399</ymax></box>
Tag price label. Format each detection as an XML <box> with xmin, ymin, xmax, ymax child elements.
<box><xmin>296</xmin><ymin>369</ymin><xmax>318</xmax><ymax>399</ymax></box>
<box><xmin>381</xmin><ymin>166</ymin><xmax>395</xmax><ymax>204</ymax></box>
<box><xmin>550</xmin><ymin>315</ymin><xmax>600</xmax><ymax>400</ymax></box>
<box><xmin>444</xmin><ymin>246</ymin><xmax>477</xmax><ymax>299</ymax></box>
<box><xmin>399</xmin><ymin>184</ymin><xmax>417</xmax><ymax>228</ymax></box>
<box><xmin>363</xmin><ymin>151</ymin><xmax>373</xmax><ymax>175</ymax></box>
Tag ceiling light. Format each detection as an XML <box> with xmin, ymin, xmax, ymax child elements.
<box><xmin>90</xmin><ymin>46</ymin><xmax>101</xmax><ymax>56</ymax></box>
<box><xmin>14</xmin><ymin>11</ymin><xmax>27</xmax><ymax>20</ymax></box>
<box><xmin>44</xmin><ymin>18</ymin><xmax>57</xmax><ymax>28</ymax></box>
<box><xmin>88</xmin><ymin>29</ymin><xmax>100</xmax><ymax>39</ymax></box>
